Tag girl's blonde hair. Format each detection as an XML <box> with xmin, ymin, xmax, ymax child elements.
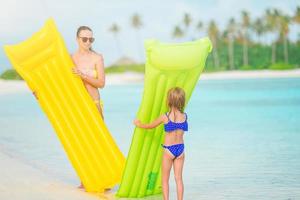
<box><xmin>167</xmin><ymin>87</ymin><xmax>186</xmax><ymax>112</ymax></box>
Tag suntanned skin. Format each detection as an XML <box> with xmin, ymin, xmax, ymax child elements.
<box><xmin>134</xmin><ymin>107</ymin><xmax>185</xmax><ymax>200</ymax></box>
<box><xmin>71</xmin><ymin>29</ymin><xmax>105</xmax><ymax>119</ymax></box>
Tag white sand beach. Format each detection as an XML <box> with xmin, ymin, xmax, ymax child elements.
<box><xmin>0</xmin><ymin>72</ymin><xmax>144</xmax><ymax>95</ymax></box>
<box><xmin>0</xmin><ymin>148</ymin><xmax>117</xmax><ymax>200</ymax></box>
<box><xmin>0</xmin><ymin>71</ymin><xmax>158</xmax><ymax>200</ymax></box>
<box><xmin>200</xmin><ymin>69</ymin><xmax>300</xmax><ymax>80</ymax></box>
<box><xmin>1</xmin><ymin>70</ymin><xmax>300</xmax><ymax>95</ymax></box>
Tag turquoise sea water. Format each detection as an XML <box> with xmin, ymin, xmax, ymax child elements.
<box><xmin>0</xmin><ymin>78</ymin><xmax>300</xmax><ymax>199</ymax></box>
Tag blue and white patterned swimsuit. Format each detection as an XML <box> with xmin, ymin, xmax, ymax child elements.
<box><xmin>162</xmin><ymin>112</ymin><xmax>188</xmax><ymax>158</ymax></box>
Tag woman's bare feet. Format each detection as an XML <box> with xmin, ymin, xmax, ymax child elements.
<box><xmin>78</xmin><ymin>183</ymin><xmax>111</xmax><ymax>192</ymax></box>
<box><xmin>78</xmin><ymin>183</ymin><xmax>84</xmax><ymax>189</ymax></box>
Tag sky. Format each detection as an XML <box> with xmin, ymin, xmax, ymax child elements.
<box><xmin>0</xmin><ymin>0</ymin><xmax>299</xmax><ymax>72</ymax></box>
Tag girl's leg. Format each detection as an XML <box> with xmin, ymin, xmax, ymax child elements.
<box><xmin>162</xmin><ymin>150</ymin><xmax>174</xmax><ymax>200</ymax></box>
<box><xmin>173</xmin><ymin>153</ymin><xmax>185</xmax><ymax>200</ymax></box>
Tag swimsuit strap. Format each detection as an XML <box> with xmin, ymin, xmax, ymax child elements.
<box><xmin>165</xmin><ymin>112</ymin><xmax>170</xmax><ymax>121</ymax></box>
<box><xmin>166</xmin><ymin>112</ymin><xmax>187</xmax><ymax>123</ymax></box>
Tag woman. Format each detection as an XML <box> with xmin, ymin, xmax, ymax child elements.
<box><xmin>33</xmin><ymin>25</ymin><xmax>106</xmax><ymax>190</ymax></box>
<box><xmin>33</xmin><ymin>25</ymin><xmax>105</xmax><ymax>120</ymax></box>
<box><xmin>72</xmin><ymin>26</ymin><xmax>106</xmax><ymax>189</ymax></box>
<box><xmin>72</xmin><ymin>26</ymin><xmax>105</xmax><ymax>119</ymax></box>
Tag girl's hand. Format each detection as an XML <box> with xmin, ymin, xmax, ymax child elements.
<box><xmin>134</xmin><ymin>119</ymin><xmax>141</xmax><ymax>127</ymax></box>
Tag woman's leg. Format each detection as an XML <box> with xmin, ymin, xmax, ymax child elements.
<box><xmin>79</xmin><ymin>101</ymin><xmax>103</xmax><ymax>190</ymax></box>
<box><xmin>173</xmin><ymin>153</ymin><xmax>185</xmax><ymax>200</ymax></box>
<box><xmin>78</xmin><ymin>183</ymin><xmax>84</xmax><ymax>189</ymax></box>
<box><xmin>162</xmin><ymin>150</ymin><xmax>174</xmax><ymax>200</ymax></box>
<box><xmin>95</xmin><ymin>102</ymin><xmax>104</xmax><ymax>119</ymax></box>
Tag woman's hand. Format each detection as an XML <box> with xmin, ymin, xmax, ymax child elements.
<box><xmin>134</xmin><ymin>119</ymin><xmax>142</xmax><ymax>127</ymax></box>
<box><xmin>72</xmin><ymin>68</ymin><xmax>86</xmax><ymax>79</ymax></box>
<box><xmin>32</xmin><ymin>91</ymin><xmax>38</xmax><ymax>99</ymax></box>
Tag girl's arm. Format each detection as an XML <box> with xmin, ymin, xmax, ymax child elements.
<box><xmin>134</xmin><ymin>114</ymin><xmax>166</xmax><ymax>129</ymax></box>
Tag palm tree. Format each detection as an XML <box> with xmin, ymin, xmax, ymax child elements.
<box><xmin>172</xmin><ymin>26</ymin><xmax>184</xmax><ymax>39</ymax></box>
<box><xmin>265</xmin><ymin>9</ymin><xmax>280</xmax><ymax>64</ymax></box>
<box><xmin>207</xmin><ymin>20</ymin><xmax>220</xmax><ymax>68</ymax></box>
<box><xmin>252</xmin><ymin>17</ymin><xmax>265</xmax><ymax>44</ymax></box>
<box><xmin>293</xmin><ymin>7</ymin><xmax>300</xmax><ymax>52</ymax></box>
<box><xmin>195</xmin><ymin>21</ymin><xmax>204</xmax><ymax>38</ymax></box>
<box><xmin>279</xmin><ymin>14</ymin><xmax>291</xmax><ymax>64</ymax></box>
<box><xmin>183</xmin><ymin>13</ymin><xmax>192</xmax><ymax>39</ymax></box>
<box><xmin>241</xmin><ymin>10</ymin><xmax>250</xmax><ymax>66</ymax></box>
<box><xmin>130</xmin><ymin>13</ymin><xmax>143</xmax><ymax>61</ymax></box>
<box><xmin>298</xmin><ymin>33</ymin><xmax>300</xmax><ymax>44</ymax></box>
<box><xmin>293</xmin><ymin>6</ymin><xmax>300</xmax><ymax>24</ymax></box>
<box><xmin>226</xmin><ymin>18</ymin><xmax>236</xmax><ymax>70</ymax></box>
<box><xmin>108</xmin><ymin>23</ymin><xmax>122</xmax><ymax>57</ymax></box>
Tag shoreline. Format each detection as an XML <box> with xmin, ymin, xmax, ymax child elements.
<box><xmin>0</xmin><ymin>147</ymin><xmax>114</xmax><ymax>200</ymax></box>
<box><xmin>1</xmin><ymin>69</ymin><xmax>300</xmax><ymax>95</ymax></box>
<box><xmin>200</xmin><ymin>69</ymin><xmax>300</xmax><ymax>80</ymax></box>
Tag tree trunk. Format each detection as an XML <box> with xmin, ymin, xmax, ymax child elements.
<box><xmin>271</xmin><ymin>42</ymin><xmax>276</xmax><ymax>64</ymax></box>
<box><xmin>185</xmin><ymin>26</ymin><xmax>190</xmax><ymax>40</ymax></box>
<box><xmin>227</xmin><ymin>42</ymin><xmax>231</xmax><ymax>70</ymax></box>
<box><xmin>136</xmin><ymin>30</ymin><xmax>142</xmax><ymax>62</ymax></box>
<box><xmin>243</xmin><ymin>37</ymin><xmax>248</xmax><ymax>66</ymax></box>
<box><xmin>283</xmin><ymin>35</ymin><xmax>289</xmax><ymax>64</ymax></box>
<box><xmin>114</xmin><ymin>34</ymin><xmax>122</xmax><ymax>58</ymax></box>
<box><xmin>212</xmin><ymin>38</ymin><xmax>220</xmax><ymax>68</ymax></box>
<box><xmin>228</xmin><ymin>37</ymin><xmax>234</xmax><ymax>70</ymax></box>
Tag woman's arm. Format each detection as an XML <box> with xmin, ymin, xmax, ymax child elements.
<box><xmin>134</xmin><ymin>114</ymin><xmax>166</xmax><ymax>129</ymax></box>
<box><xmin>79</xmin><ymin>54</ymin><xmax>105</xmax><ymax>88</ymax></box>
<box><xmin>32</xmin><ymin>91</ymin><xmax>38</xmax><ymax>99</ymax></box>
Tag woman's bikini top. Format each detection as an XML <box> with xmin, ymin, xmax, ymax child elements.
<box><xmin>80</xmin><ymin>68</ymin><xmax>97</xmax><ymax>78</ymax></box>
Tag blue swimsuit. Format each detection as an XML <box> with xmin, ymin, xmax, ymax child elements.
<box><xmin>162</xmin><ymin>112</ymin><xmax>188</xmax><ymax>158</ymax></box>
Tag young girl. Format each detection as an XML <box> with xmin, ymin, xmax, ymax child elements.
<box><xmin>134</xmin><ymin>87</ymin><xmax>187</xmax><ymax>200</ymax></box>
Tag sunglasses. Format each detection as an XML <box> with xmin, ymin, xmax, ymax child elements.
<box><xmin>79</xmin><ymin>37</ymin><xmax>95</xmax><ymax>43</ymax></box>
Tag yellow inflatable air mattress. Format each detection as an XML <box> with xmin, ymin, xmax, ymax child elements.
<box><xmin>4</xmin><ymin>19</ymin><xmax>125</xmax><ymax>192</ymax></box>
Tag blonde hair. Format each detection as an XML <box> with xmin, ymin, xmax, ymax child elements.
<box><xmin>167</xmin><ymin>87</ymin><xmax>186</xmax><ymax>112</ymax></box>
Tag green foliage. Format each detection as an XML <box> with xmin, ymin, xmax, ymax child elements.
<box><xmin>0</xmin><ymin>69</ymin><xmax>23</xmax><ymax>80</ymax></box>
<box><xmin>240</xmin><ymin>65</ymin><xmax>253</xmax><ymax>70</ymax></box>
<box><xmin>105</xmin><ymin>64</ymin><xmax>145</xmax><ymax>73</ymax></box>
<box><xmin>269</xmin><ymin>63</ymin><xmax>295</xmax><ymax>70</ymax></box>
<box><xmin>205</xmin><ymin>41</ymin><xmax>300</xmax><ymax>70</ymax></box>
<box><xmin>1</xmin><ymin>42</ymin><xmax>299</xmax><ymax>80</ymax></box>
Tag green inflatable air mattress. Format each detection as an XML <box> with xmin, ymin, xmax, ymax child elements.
<box><xmin>117</xmin><ymin>38</ymin><xmax>212</xmax><ymax>198</ymax></box>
